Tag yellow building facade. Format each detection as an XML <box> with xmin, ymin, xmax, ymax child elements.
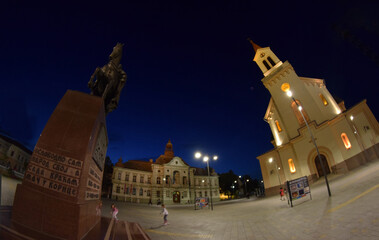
<box><xmin>253</xmin><ymin>42</ymin><xmax>379</xmax><ymax>196</ymax></box>
<box><xmin>112</xmin><ymin>140</ymin><xmax>220</xmax><ymax>204</ymax></box>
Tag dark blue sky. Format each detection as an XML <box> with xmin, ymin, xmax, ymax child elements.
<box><xmin>1</xmin><ymin>1</ymin><xmax>379</xmax><ymax>179</ymax></box>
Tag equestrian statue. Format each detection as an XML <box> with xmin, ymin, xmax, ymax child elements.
<box><xmin>88</xmin><ymin>43</ymin><xmax>127</xmax><ymax>114</ymax></box>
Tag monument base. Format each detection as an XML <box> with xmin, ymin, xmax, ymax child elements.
<box><xmin>1</xmin><ymin>207</ymin><xmax>151</xmax><ymax>240</ymax></box>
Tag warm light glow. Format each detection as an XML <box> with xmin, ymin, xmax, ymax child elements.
<box><xmin>163</xmin><ymin>178</ymin><xmax>166</xmax><ymax>181</ymax></box>
<box><xmin>341</xmin><ymin>133</ymin><xmax>351</xmax><ymax>149</ymax></box>
<box><xmin>286</xmin><ymin>90</ymin><xmax>293</xmax><ymax>97</ymax></box>
<box><xmin>281</xmin><ymin>83</ymin><xmax>290</xmax><ymax>92</ymax></box>
<box><xmin>202</xmin><ymin>179</ymin><xmax>205</xmax><ymax>182</ymax></box>
<box><xmin>350</xmin><ymin>115</ymin><xmax>354</xmax><ymax>121</ymax></box>
<box><xmin>239</xmin><ymin>175</ymin><xmax>242</xmax><ymax>178</ymax></box>
<box><xmin>234</xmin><ymin>180</ymin><xmax>237</xmax><ymax>183</ymax></box>
<box><xmin>278</xmin><ymin>167</ymin><xmax>281</xmax><ymax>170</ymax></box>
<box><xmin>203</xmin><ymin>156</ymin><xmax>209</xmax><ymax>162</ymax></box>
<box><xmin>275</xmin><ymin>120</ymin><xmax>282</xmax><ymax>132</ymax></box>
<box><xmin>213</xmin><ymin>156</ymin><xmax>218</xmax><ymax>160</ymax></box>
<box><xmin>288</xmin><ymin>158</ymin><xmax>296</xmax><ymax>173</ymax></box>
<box><xmin>298</xmin><ymin>106</ymin><xmax>302</xmax><ymax>111</ymax></box>
<box><xmin>247</xmin><ymin>179</ymin><xmax>249</xmax><ymax>182</ymax></box>
<box><xmin>195</xmin><ymin>152</ymin><xmax>202</xmax><ymax>159</ymax></box>
<box><xmin>268</xmin><ymin>158</ymin><xmax>273</xmax><ymax>163</ymax></box>
<box><xmin>319</xmin><ymin>94</ymin><xmax>328</xmax><ymax>106</ymax></box>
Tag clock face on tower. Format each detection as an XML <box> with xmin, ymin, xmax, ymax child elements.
<box><xmin>260</xmin><ymin>53</ymin><xmax>265</xmax><ymax>58</ymax></box>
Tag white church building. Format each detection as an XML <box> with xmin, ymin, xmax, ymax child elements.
<box><xmin>252</xmin><ymin>41</ymin><xmax>379</xmax><ymax>196</ymax></box>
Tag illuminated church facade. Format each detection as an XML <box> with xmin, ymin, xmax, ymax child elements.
<box><xmin>253</xmin><ymin>41</ymin><xmax>379</xmax><ymax>196</ymax></box>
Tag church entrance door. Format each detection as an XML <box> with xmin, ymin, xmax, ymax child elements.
<box><xmin>173</xmin><ymin>191</ymin><xmax>180</xmax><ymax>203</ymax></box>
<box><xmin>315</xmin><ymin>154</ymin><xmax>330</xmax><ymax>177</ymax></box>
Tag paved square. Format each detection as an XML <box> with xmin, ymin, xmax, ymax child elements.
<box><xmin>102</xmin><ymin>159</ymin><xmax>379</xmax><ymax>239</ymax></box>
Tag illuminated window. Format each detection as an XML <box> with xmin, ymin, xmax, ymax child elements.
<box><xmin>291</xmin><ymin>100</ymin><xmax>310</xmax><ymax>125</ymax></box>
<box><xmin>275</xmin><ymin>120</ymin><xmax>282</xmax><ymax>132</ymax></box>
<box><xmin>267</xmin><ymin>56</ymin><xmax>276</xmax><ymax>66</ymax></box>
<box><xmin>288</xmin><ymin>159</ymin><xmax>296</xmax><ymax>173</ymax></box>
<box><xmin>263</xmin><ymin>60</ymin><xmax>271</xmax><ymax>70</ymax></box>
<box><xmin>341</xmin><ymin>133</ymin><xmax>351</xmax><ymax>149</ymax></box>
<box><xmin>319</xmin><ymin>94</ymin><xmax>328</xmax><ymax>106</ymax></box>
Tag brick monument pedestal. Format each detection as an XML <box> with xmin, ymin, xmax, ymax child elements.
<box><xmin>12</xmin><ymin>90</ymin><xmax>108</xmax><ymax>240</ymax></box>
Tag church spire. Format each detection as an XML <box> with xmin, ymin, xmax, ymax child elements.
<box><xmin>247</xmin><ymin>38</ymin><xmax>262</xmax><ymax>52</ymax></box>
<box><xmin>249</xmin><ymin>39</ymin><xmax>283</xmax><ymax>77</ymax></box>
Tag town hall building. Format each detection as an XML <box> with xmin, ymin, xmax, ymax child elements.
<box><xmin>112</xmin><ymin>140</ymin><xmax>220</xmax><ymax>204</ymax></box>
<box><xmin>252</xmin><ymin>41</ymin><xmax>379</xmax><ymax>196</ymax></box>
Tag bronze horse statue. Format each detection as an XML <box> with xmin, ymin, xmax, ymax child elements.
<box><xmin>88</xmin><ymin>43</ymin><xmax>127</xmax><ymax>114</ymax></box>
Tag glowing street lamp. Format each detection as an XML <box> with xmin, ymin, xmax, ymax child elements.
<box><xmin>194</xmin><ymin>151</ymin><xmax>218</xmax><ymax>210</ymax></box>
<box><xmin>285</xmin><ymin>90</ymin><xmax>331</xmax><ymax>197</ymax></box>
<box><xmin>268</xmin><ymin>158</ymin><xmax>282</xmax><ymax>188</ymax></box>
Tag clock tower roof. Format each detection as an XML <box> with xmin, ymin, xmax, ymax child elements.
<box><xmin>248</xmin><ymin>38</ymin><xmax>262</xmax><ymax>52</ymax></box>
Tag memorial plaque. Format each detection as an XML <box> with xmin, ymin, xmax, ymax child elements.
<box><xmin>92</xmin><ymin>125</ymin><xmax>107</xmax><ymax>171</ymax></box>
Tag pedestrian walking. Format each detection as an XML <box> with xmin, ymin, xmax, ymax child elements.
<box><xmin>279</xmin><ymin>187</ymin><xmax>285</xmax><ymax>200</ymax></box>
<box><xmin>96</xmin><ymin>201</ymin><xmax>102</xmax><ymax>216</ymax></box>
<box><xmin>160</xmin><ymin>204</ymin><xmax>168</xmax><ymax>225</ymax></box>
<box><xmin>111</xmin><ymin>203</ymin><xmax>119</xmax><ymax>221</ymax></box>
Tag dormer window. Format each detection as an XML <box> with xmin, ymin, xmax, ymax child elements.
<box><xmin>267</xmin><ymin>56</ymin><xmax>276</xmax><ymax>66</ymax></box>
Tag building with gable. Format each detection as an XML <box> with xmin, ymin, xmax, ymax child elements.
<box><xmin>252</xmin><ymin>41</ymin><xmax>379</xmax><ymax>196</ymax></box>
<box><xmin>112</xmin><ymin>140</ymin><xmax>220</xmax><ymax>204</ymax></box>
<box><xmin>0</xmin><ymin>133</ymin><xmax>32</xmax><ymax>174</ymax></box>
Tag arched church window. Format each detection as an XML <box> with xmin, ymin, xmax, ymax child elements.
<box><xmin>275</xmin><ymin>120</ymin><xmax>282</xmax><ymax>132</ymax></box>
<box><xmin>288</xmin><ymin>159</ymin><xmax>296</xmax><ymax>173</ymax></box>
<box><xmin>341</xmin><ymin>133</ymin><xmax>351</xmax><ymax>149</ymax></box>
<box><xmin>319</xmin><ymin>94</ymin><xmax>328</xmax><ymax>106</ymax></box>
<box><xmin>263</xmin><ymin>60</ymin><xmax>271</xmax><ymax>70</ymax></box>
<box><xmin>291</xmin><ymin>100</ymin><xmax>310</xmax><ymax>126</ymax></box>
<box><xmin>267</xmin><ymin>56</ymin><xmax>276</xmax><ymax>66</ymax></box>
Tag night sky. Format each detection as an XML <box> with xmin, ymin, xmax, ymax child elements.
<box><xmin>1</xmin><ymin>1</ymin><xmax>379</xmax><ymax>179</ymax></box>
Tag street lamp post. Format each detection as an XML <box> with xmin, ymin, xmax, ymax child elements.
<box><xmin>286</xmin><ymin>90</ymin><xmax>331</xmax><ymax>197</ymax></box>
<box><xmin>195</xmin><ymin>152</ymin><xmax>217</xmax><ymax>210</ymax></box>
<box><xmin>239</xmin><ymin>176</ymin><xmax>250</xmax><ymax>197</ymax></box>
<box><xmin>268</xmin><ymin>158</ymin><xmax>282</xmax><ymax>188</ymax></box>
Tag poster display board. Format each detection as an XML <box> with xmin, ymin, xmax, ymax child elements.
<box><xmin>286</xmin><ymin>176</ymin><xmax>312</xmax><ymax>207</ymax></box>
<box><xmin>195</xmin><ymin>197</ymin><xmax>209</xmax><ymax>210</ymax></box>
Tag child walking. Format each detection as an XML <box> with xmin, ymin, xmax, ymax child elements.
<box><xmin>111</xmin><ymin>203</ymin><xmax>119</xmax><ymax>221</ymax></box>
<box><xmin>161</xmin><ymin>204</ymin><xmax>168</xmax><ymax>225</ymax></box>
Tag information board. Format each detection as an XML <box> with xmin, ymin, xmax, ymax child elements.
<box><xmin>286</xmin><ymin>176</ymin><xmax>312</xmax><ymax>207</ymax></box>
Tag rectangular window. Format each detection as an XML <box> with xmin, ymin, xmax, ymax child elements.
<box><xmin>156</xmin><ymin>191</ymin><xmax>161</xmax><ymax>197</ymax></box>
<box><xmin>341</xmin><ymin>133</ymin><xmax>351</xmax><ymax>149</ymax></box>
<box><xmin>288</xmin><ymin>158</ymin><xmax>296</xmax><ymax>173</ymax></box>
<box><xmin>263</xmin><ymin>60</ymin><xmax>271</xmax><ymax>70</ymax></box>
<box><xmin>267</xmin><ymin>56</ymin><xmax>276</xmax><ymax>66</ymax></box>
<box><xmin>139</xmin><ymin>188</ymin><xmax>143</xmax><ymax>196</ymax></box>
<box><xmin>125</xmin><ymin>173</ymin><xmax>129</xmax><ymax>181</ymax></box>
<box><xmin>116</xmin><ymin>186</ymin><xmax>120</xmax><ymax>193</ymax></box>
<box><xmin>132</xmin><ymin>188</ymin><xmax>136</xmax><ymax>195</ymax></box>
<box><xmin>118</xmin><ymin>173</ymin><xmax>121</xmax><ymax>180</ymax></box>
<box><xmin>133</xmin><ymin>175</ymin><xmax>136</xmax><ymax>182</ymax></box>
<box><xmin>140</xmin><ymin>176</ymin><xmax>144</xmax><ymax>183</ymax></box>
<box><xmin>157</xmin><ymin>177</ymin><xmax>161</xmax><ymax>184</ymax></box>
<box><xmin>147</xmin><ymin>190</ymin><xmax>151</xmax><ymax>196</ymax></box>
<box><xmin>148</xmin><ymin>176</ymin><xmax>151</xmax><ymax>184</ymax></box>
<box><xmin>205</xmin><ymin>191</ymin><xmax>208</xmax><ymax>197</ymax></box>
<box><xmin>275</xmin><ymin>120</ymin><xmax>282</xmax><ymax>132</ymax></box>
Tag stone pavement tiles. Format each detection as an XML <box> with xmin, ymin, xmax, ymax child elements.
<box><xmin>101</xmin><ymin>160</ymin><xmax>379</xmax><ymax>240</ymax></box>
